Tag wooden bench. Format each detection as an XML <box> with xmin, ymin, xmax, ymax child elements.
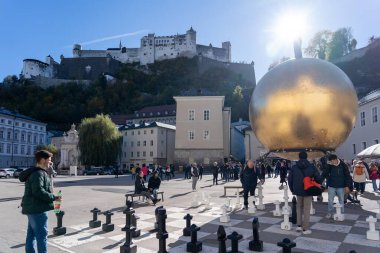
<box><xmin>125</xmin><ymin>191</ymin><xmax>164</xmax><ymax>203</ymax></box>
<box><xmin>224</xmin><ymin>185</ymin><xmax>243</xmax><ymax>196</ymax></box>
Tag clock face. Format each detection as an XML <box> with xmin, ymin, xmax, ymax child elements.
<box><xmin>250</xmin><ymin>58</ymin><xmax>357</xmax><ymax>160</ymax></box>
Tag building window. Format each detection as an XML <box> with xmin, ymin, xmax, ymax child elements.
<box><xmin>188</xmin><ymin>110</ymin><xmax>195</xmax><ymax>121</ymax></box>
<box><xmin>27</xmin><ymin>134</ymin><xmax>31</xmax><ymax>143</ymax></box>
<box><xmin>14</xmin><ymin>144</ymin><xmax>18</xmax><ymax>154</ymax></box>
<box><xmin>151</xmin><ymin>129</ymin><xmax>154</xmax><ymax>134</ymax></box>
<box><xmin>34</xmin><ymin>135</ymin><xmax>37</xmax><ymax>144</ymax></box>
<box><xmin>137</xmin><ymin>151</ymin><xmax>140</xmax><ymax>157</ymax></box>
<box><xmin>8</xmin><ymin>120</ymin><xmax>11</xmax><ymax>125</ymax></box>
<box><xmin>132</xmin><ymin>131</ymin><xmax>134</xmax><ymax>136</ymax></box>
<box><xmin>15</xmin><ymin>122</ymin><xmax>19</xmax><ymax>126</ymax></box>
<box><xmin>203</xmin><ymin>130</ymin><xmax>210</xmax><ymax>140</ymax></box>
<box><xmin>131</xmin><ymin>141</ymin><xmax>134</xmax><ymax>147</ymax></box>
<box><xmin>137</xmin><ymin>141</ymin><xmax>140</xmax><ymax>147</ymax></box>
<box><xmin>150</xmin><ymin>151</ymin><xmax>153</xmax><ymax>157</ymax></box>
<box><xmin>0</xmin><ymin>143</ymin><xmax>3</xmax><ymax>153</ymax></box>
<box><xmin>6</xmin><ymin>144</ymin><xmax>11</xmax><ymax>154</ymax></box>
<box><xmin>27</xmin><ymin>146</ymin><xmax>31</xmax><ymax>155</ymax></box>
<box><xmin>131</xmin><ymin>152</ymin><xmax>133</xmax><ymax>157</ymax></box>
<box><xmin>143</xmin><ymin>141</ymin><xmax>146</xmax><ymax>146</ymax></box>
<box><xmin>138</xmin><ymin>130</ymin><xmax>140</xmax><ymax>135</ymax></box>
<box><xmin>143</xmin><ymin>151</ymin><xmax>146</xmax><ymax>157</ymax></box>
<box><xmin>161</xmin><ymin>140</ymin><xmax>164</xmax><ymax>145</ymax></box>
<box><xmin>362</xmin><ymin>142</ymin><xmax>367</xmax><ymax>149</ymax></box>
<box><xmin>21</xmin><ymin>145</ymin><xmax>25</xmax><ymax>155</ymax></box>
<box><xmin>124</xmin><ymin>152</ymin><xmax>126</xmax><ymax>158</ymax></box>
<box><xmin>204</xmin><ymin>110</ymin><xmax>210</xmax><ymax>120</ymax></box>
<box><xmin>125</xmin><ymin>132</ymin><xmax>127</xmax><ymax>136</ymax></box>
<box><xmin>7</xmin><ymin>131</ymin><xmax>11</xmax><ymax>140</ymax></box>
<box><xmin>14</xmin><ymin>132</ymin><xmax>18</xmax><ymax>141</ymax></box>
<box><xmin>21</xmin><ymin>133</ymin><xmax>25</xmax><ymax>142</ymax></box>
<box><xmin>161</xmin><ymin>130</ymin><xmax>164</xmax><ymax>134</ymax></box>
<box><xmin>22</xmin><ymin>123</ymin><xmax>25</xmax><ymax>127</ymax></box>
<box><xmin>375</xmin><ymin>140</ymin><xmax>379</xmax><ymax>144</ymax></box>
<box><xmin>0</xmin><ymin>130</ymin><xmax>3</xmax><ymax>139</ymax></box>
<box><xmin>144</xmin><ymin>130</ymin><xmax>147</xmax><ymax>135</ymax></box>
<box><xmin>0</xmin><ymin>119</ymin><xmax>4</xmax><ymax>123</ymax></box>
<box><xmin>150</xmin><ymin>140</ymin><xmax>154</xmax><ymax>146</ymax></box>
<box><xmin>360</xmin><ymin>111</ymin><xmax>365</xmax><ymax>126</ymax></box>
<box><xmin>188</xmin><ymin>130</ymin><xmax>194</xmax><ymax>141</ymax></box>
<box><xmin>372</xmin><ymin>107</ymin><xmax>378</xmax><ymax>123</ymax></box>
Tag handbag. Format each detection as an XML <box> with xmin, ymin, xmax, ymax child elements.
<box><xmin>301</xmin><ymin>168</ymin><xmax>323</xmax><ymax>196</ymax></box>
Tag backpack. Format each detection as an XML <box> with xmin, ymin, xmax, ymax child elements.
<box><xmin>355</xmin><ymin>167</ymin><xmax>364</xmax><ymax>176</ymax></box>
<box><xmin>301</xmin><ymin>168</ymin><xmax>322</xmax><ymax>196</ymax></box>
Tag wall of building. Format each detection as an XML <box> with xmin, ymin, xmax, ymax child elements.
<box><xmin>336</xmin><ymin>93</ymin><xmax>380</xmax><ymax>161</ymax></box>
<box><xmin>244</xmin><ymin>129</ymin><xmax>268</xmax><ymax>162</ymax></box>
<box><xmin>174</xmin><ymin>148</ymin><xmax>224</xmax><ymax>166</ymax></box>
<box><xmin>0</xmin><ymin>112</ymin><xmax>47</xmax><ymax>167</ymax></box>
<box><xmin>22</xmin><ymin>60</ymin><xmax>54</xmax><ymax>79</ymax></box>
<box><xmin>231</xmin><ymin>126</ymin><xmax>245</xmax><ymax>162</ymax></box>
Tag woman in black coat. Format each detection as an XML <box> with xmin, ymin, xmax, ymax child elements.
<box><xmin>240</xmin><ymin>160</ymin><xmax>263</xmax><ymax>209</ymax></box>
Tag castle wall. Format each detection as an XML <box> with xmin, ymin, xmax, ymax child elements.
<box><xmin>22</xmin><ymin>60</ymin><xmax>54</xmax><ymax>79</ymax></box>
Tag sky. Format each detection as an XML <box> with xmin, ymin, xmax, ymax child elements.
<box><xmin>1</xmin><ymin>0</ymin><xmax>379</xmax><ymax>82</ymax></box>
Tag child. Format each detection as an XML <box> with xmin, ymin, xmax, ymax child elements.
<box><xmin>369</xmin><ymin>162</ymin><xmax>379</xmax><ymax>192</ymax></box>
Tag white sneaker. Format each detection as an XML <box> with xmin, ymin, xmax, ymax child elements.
<box><xmin>296</xmin><ymin>226</ymin><xmax>302</xmax><ymax>232</ymax></box>
<box><xmin>325</xmin><ymin>213</ymin><xmax>332</xmax><ymax>219</ymax></box>
<box><xmin>303</xmin><ymin>229</ymin><xmax>312</xmax><ymax>235</ymax></box>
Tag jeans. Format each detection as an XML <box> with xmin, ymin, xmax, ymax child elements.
<box><xmin>354</xmin><ymin>182</ymin><xmax>366</xmax><ymax>193</ymax></box>
<box><xmin>328</xmin><ymin>187</ymin><xmax>345</xmax><ymax>214</ymax></box>
<box><xmin>212</xmin><ymin>173</ymin><xmax>218</xmax><ymax>185</ymax></box>
<box><xmin>243</xmin><ymin>188</ymin><xmax>256</xmax><ymax>207</ymax></box>
<box><xmin>191</xmin><ymin>176</ymin><xmax>198</xmax><ymax>190</ymax></box>
<box><xmin>371</xmin><ymin>180</ymin><xmax>378</xmax><ymax>191</ymax></box>
<box><xmin>296</xmin><ymin>196</ymin><xmax>312</xmax><ymax>230</ymax></box>
<box><xmin>26</xmin><ymin>212</ymin><xmax>48</xmax><ymax>253</ymax></box>
<box><xmin>131</xmin><ymin>173</ymin><xmax>136</xmax><ymax>180</ymax></box>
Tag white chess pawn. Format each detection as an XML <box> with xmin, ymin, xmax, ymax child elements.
<box><xmin>248</xmin><ymin>197</ymin><xmax>257</xmax><ymax>214</ymax></box>
<box><xmin>280</xmin><ymin>208</ymin><xmax>292</xmax><ymax>231</ymax></box>
<box><xmin>273</xmin><ymin>200</ymin><xmax>282</xmax><ymax>216</ymax></box>
<box><xmin>282</xmin><ymin>185</ymin><xmax>291</xmax><ymax>215</ymax></box>
<box><xmin>333</xmin><ymin>203</ymin><xmax>344</xmax><ymax>221</ymax></box>
<box><xmin>310</xmin><ymin>199</ymin><xmax>316</xmax><ymax>215</ymax></box>
<box><xmin>377</xmin><ymin>200</ymin><xmax>380</xmax><ymax>220</ymax></box>
<box><xmin>234</xmin><ymin>189</ymin><xmax>242</xmax><ymax>210</ymax></box>
<box><xmin>366</xmin><ymin>215</ymin><xmax>379</xmax><ymax>241</ymax></box>
<box><xmin>220</xmin><ymin>205</ymin><xmax>230</xmax><ymax>223</ymax></box>
<box><xmin>257</xmin><ymin>183</ymin><xmax>265</xmax><ymax>210</ymax></box>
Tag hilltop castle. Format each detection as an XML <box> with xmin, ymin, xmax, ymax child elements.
<box><xmin>72</xmin><ymin>27</ymin><xmax>231</xmax><ymax>65</ymax></box>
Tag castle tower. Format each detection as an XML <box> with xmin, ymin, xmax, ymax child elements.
<box><xmin>222</xmin><ymin>41</ymin><xmax>231</xmax><ymax>62</ymax></box>
<box><xmin>185</xmin><ymin>27</ymin><xmax>197</xmax><ymax>55</ymax></box>
<box><xmin>73</xmin><ymin>44</ymin><xmax>82</xmax><ymax>57</ymax></box>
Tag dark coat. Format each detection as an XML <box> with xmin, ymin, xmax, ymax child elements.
<box><xmin>135</xmin><ymin>176</ymin><xmax>147</xmax><ymax>193</ymax></box>
<box><xmin>211</xmin><ymin>165</ymin><xmax>219</xmax><ymax>174</ymax></box>
<box><xmin>322</xmin><ymin>160</ymin><xmax>351</xmax><ymax>188</ymax></box>
<box><xmin>240</xmin><ymin>166</ymin><xmax>259</xmax><ymax>190</ymax></box>
<box><xmin>288</xmin><ymin>159</ymin><xmax>322</xmax><ymax>196</ymax></box>
<box><xmin>20</xmin><ymin>167</ymin><xmax>56</xmax><ymax>214</ymax></box>
<box><xmin>148</xmin><ymin>176</ymin><xmax>161</xmax><ymax>189</ymax></box>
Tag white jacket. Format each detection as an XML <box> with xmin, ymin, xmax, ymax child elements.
<box><xmin>352</xmin><ymin>166</ymin><xmax>369</xmax><ymax>183</ymax></box>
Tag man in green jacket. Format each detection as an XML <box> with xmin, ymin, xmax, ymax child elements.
<box><xmin>20</xmin><ymin>150</ymin><xmax>61</xmax><ymax>253</ymax></box>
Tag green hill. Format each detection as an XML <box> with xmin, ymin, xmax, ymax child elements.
<box><xmin>0</xmin><ymin>56</ymin><xmax>255</xmax><ymax>130</ymax></box>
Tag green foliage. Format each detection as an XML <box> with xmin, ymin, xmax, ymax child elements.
<box><xmin>35</xmin><ymin>144</ymin><xmax>58</xmax><ymax>154</ymax></box>
<box><xmin>78</xmin><ymin>114</ymin><xmax>122</xmax><ymax>166</ymax></box>
<box><xmin>0</xmin><ymin>57</ymin><xmax>254</xmax><ymax>129</ymax></box>
<box><xmin>305</xmin><ymin>28</ymin><xmax>356</xmax><ymax>61</ymax></box>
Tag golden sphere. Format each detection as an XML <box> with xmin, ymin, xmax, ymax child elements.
<box><xmin>249</xmin><ymin>58</ymin><xmax>358</xmax><ymax>160</ymax></box>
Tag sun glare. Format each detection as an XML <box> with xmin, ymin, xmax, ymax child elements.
<box><xmin>274</xmin><ymin>11</ymin><xmax>307</xmax><ymax>42</ymax></box>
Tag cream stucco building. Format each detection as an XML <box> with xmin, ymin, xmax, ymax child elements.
<box><xmin>173</xmin><ymin>96</ymin><xmax>231</xmax><ymax>165</ymax></box>
<box><xmin>336</xmin><ymin>89</ymin><xmax>380</xmax><ymax>161</ymax></box>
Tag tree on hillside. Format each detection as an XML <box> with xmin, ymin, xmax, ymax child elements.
<box><xmin>304</xmin><ymin>30</ymin><xmax>332</xmax><ymax>59</ymax></box>
<box><xmin>78</xmin><ymin>114</ymin><xmax>122</xmax><ymax>166</ymax></box>
<box><xmin>305</xmin><ymin>28</ymin><xmax>356</xmax><ymax>61</ymax></box>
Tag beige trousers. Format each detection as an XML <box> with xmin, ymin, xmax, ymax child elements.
<box><xmin>296</xmin><ymin>195</ymin><xmax>312</xmax><ymax>230</ymax></box>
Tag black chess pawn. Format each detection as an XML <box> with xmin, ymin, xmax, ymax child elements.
<box><xmin>277</xmin><ymin>238</ymin><xmax>296</xmax><ymax>253</ymax></box>
<box><xmin>120</xmin><ymin>200</ymin><xmax>137</xmax><ymax>253</ymax></box>
<box><xmin>102</xmin><ymin>210</ymin><xmax>114</xmax><ymax>232</ymax></box>
<box><xmin>217</xmin><ymin>225</ymin><xmax>227</xmax><ymax>253</ymax></box>
<box><xmin>227</xmin><ymin>231</ymin><xmax>243</xmax><ymax>253</ymax></box>
<box><xmin>153</xmin><ymin>205</ymin><xmax>164</xmax><ymax>231</ymax></box>
<box><xmin>156</xmin><ymin>208</ymin><xmax>168</xmax><ymax>253</ymax></box>
<box><xmin>290</xmin><ymin>196</ymin><xmax>297</xmax><ymax>224</ymax></box>
<box><xmin>89</xmin><ymin>208</ymin><xmax>102</xmax><ymax>228</ymax></box>
<box><xmin>249</xmin><ymin>217</ymin><xmax>263</xmax><ymax>251</ymax></box>
<box><xmin>186</xmin><ymin>224</ymin><xmax>202</xmax><ymax>253</ymax></box>
<box><xmin>131</xmin><ymin>214</ymin><xmax>141</xmax><ymax>237</ymax></box>
<box><xmin>183</xmin><ymin>213</ymin><xmax>193</xmax><ymax>236</ymax></box>
<box><xmin>53</xmin><ymin>211</ymin><xmax>66</xmax><ymax>236</ymax></box>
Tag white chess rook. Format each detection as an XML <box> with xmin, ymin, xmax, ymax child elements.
<box><xmin>310</xmin><ymin>199</ymin><xmax>315</xmax><ymax>215</ymax></box>
<box><xmin>220</xmin><ymin>205</ymin><xmax>230</xmax><ymax>223</ymax></box>
<box><xmin>333</xmin><ymin>203</ymin><xmax>344</xmax><ymax>221</ymax></box>
<box><xmin>280</xmin><ymin>208</ymin><xmax>292</xmax><ymax>230</ymax></box>
<box><xmin>257</xmin><ymin>183</ymin><xmax>265</xmax><ymax>210</ymax></box>
<box><xmin>248</xmin><ymin>197</ymin><xmax>257</xmax><ymax>214</ymax></box>
<box><xmin>273</xmin><ymin>200</ymin><xmax>282</xmax><ymax>217</ymax></box>
<box><xmin>366</xmin><ymin>215</ymin><xmax>379</xmax><ymax>241</ymax></box>
<box><xmin>377</xmin><ymin>200</ymin><xmax>380</xmax><ymax>220</ymax></box>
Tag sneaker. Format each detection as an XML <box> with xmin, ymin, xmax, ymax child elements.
<box><xmin>325</xmin><ymin>213</ymin><xmax>332</xmax><ymax>219</ymax></box>
<box><xmin>296</xmin><ymin>226</ymin><xmax>302</xmax><ymax>232</ymax></box>
<box><xmin>303</xmin><ymin>229</ymin><xmax>312</xmax><ymax>235</ymax></box>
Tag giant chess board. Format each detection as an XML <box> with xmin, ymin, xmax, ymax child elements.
<box><xmin>49</xmin><ymin>200</ymin><xmax>380</xmax><ymax>253</ymax></box>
